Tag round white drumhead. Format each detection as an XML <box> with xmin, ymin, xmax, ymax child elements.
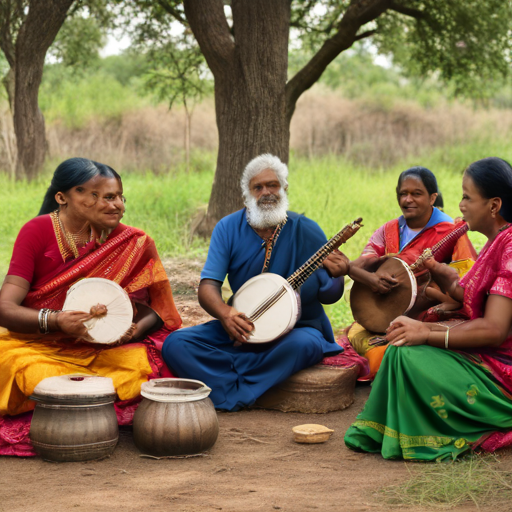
<box><xmin>232</xmin><ymin>274</ymin><xmax>299</xmax><ymax>343</ymax></box>
<box><xmin>63</xmin><ymin>277</ymin><xmax>133</xmax><ymax>344</ymax></box>
<box><xmin>33</xmin><ymin>374</ymin><xmax>115</xmax><ymax>398</ymax></box>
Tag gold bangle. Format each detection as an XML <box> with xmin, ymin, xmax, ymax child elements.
<box><xmin>445</xmin><ymin>327</ymin><xmax>450</xmax><ymax>349</ymax></box>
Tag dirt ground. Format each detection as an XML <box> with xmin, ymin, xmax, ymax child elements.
<box><xmin>1</xmin><ymin>259</ymin><xmax>510</xmax><ymax>512</ymax></box>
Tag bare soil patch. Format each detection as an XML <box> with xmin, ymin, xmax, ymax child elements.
<box><xmin>1</xmin><ymin>258</ymin><xmax>511</xmax><ymax>512</ymax></box>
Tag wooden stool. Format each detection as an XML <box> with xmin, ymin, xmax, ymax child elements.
<box><xmin>255</xmin><ymin>364</ymin><xmax>358</xmax><ymax>413</ymax></box>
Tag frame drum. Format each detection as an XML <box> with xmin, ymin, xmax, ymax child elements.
<box><xmin>231</xmin><ymin>273</ymin><xmax>300</xmax><ymax>343</ymax></box>
<box><xmin>350</xmin><ymin>257</ymin><xmax>417</xmax><ymax>333</ymax></box>
<box><xmin>63</xmin><ymin>277</ymin><xmax>133</xmax><ymax>344</ymax></box>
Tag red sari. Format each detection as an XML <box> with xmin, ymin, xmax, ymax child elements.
<box><xmin>0</xmin><ymin>214</ymin><xmax>182</xmax><ymax>456</ymax></box>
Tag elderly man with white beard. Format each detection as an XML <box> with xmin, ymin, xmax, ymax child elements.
<box><xmin>162</xmin><ymin>154</ymin><xmax>349</xmax><ymax>411</ymax></box>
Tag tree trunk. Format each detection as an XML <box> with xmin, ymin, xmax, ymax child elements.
<box><xmin>2</xmin><ymin>67</ymin><xmax>15</xmax><ymax>113</ymax></box>
<box><xmin>185</xmin><ymin>0</ymin><xmax>290</xmax><ymax>235</ymax></box>
<box><xmin>13</xmin><ymin>0</ymin><xmax>74</xmax><ymax>180</ymax></box>
<box><xmin>13</xmin><ymin>59</ymin><xmax>47</xmax><ymax>180</ymax></box>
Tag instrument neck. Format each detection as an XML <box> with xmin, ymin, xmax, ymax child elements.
<box><xmin>430</xmin><ymin>222</ymin><xmax>469</xmax><ymax>261</ymax></box>
<box><xmin>409</xmin><ymin>222</ymin><xmax>469</xmax><ymax>272</ymax></box>
<box><xmin>287</xmin><ymin>219</ymin><xmax>362</xmax><ymax>290</ymax></box>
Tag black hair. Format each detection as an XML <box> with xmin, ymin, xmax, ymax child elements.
<box><xmin>433</xmin><ymin>190</ymin><xmax>444</xmax><ymax>210</ymax></box>
<box><xmin>38</xmin><ymin>158</ymin><xmax>121</xmax><ymax>215</ymax></box>
<box><xmin>396</xmin><ymin>166</ymin><xmax>438</xmax><ymax>197</ymax></box>
<box><xmin>464</xmin><ymin>157</ymin><xmax>512</xmax><ymax>223</ymax></box>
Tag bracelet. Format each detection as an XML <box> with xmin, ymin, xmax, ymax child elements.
<box><xmin>38</xmin><ymin>309</ymin><xmax>45</xmax><ymax>334</ymax></box>
<box><xmin>38</xmin><ymin>309</ymin><xmax>61</xmax><ymax>334</ymax></box>
<box><xmin>445</xmin><ymin>328</ymin><xmax>450</xmax><ymax>349</ymax></box>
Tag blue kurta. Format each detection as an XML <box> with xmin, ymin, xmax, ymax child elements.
<box><xmin>162</xmin><ymin>209</ymin><xmax>344</xmax><ymax>411</ymax></box>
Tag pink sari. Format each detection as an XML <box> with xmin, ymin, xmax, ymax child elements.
<box><xmin>451</xmin><ymin>227</ymin><xmax>512</xmax><ymax>451</ymax></box>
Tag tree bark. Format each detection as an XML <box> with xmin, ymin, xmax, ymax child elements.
<box><xmin>185</xmin><ymin>0</ymin><xmax>290</xmax><ymax>235</ymax></box>
<box><xmin>13</xmin><ymin>0</ymin><xmax>74</xmax><ymax>179</ymax></box>
<box><xmin>1</xmin><ymin>67</ymin><xmax>15</xmax><ymax>113</ymax></box>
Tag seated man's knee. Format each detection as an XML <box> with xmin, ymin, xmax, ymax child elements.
<box><xmin>162</xmin><ymin>329</ymin><xmax>189</xmax><ymax>360</ymax></box>
<box><xmin>286</xmin><ymin>328</ymin><xmax>324</xmax><ymax>357</ymax></box>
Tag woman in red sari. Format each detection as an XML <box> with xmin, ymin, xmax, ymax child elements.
<box><xmin>0</xmin><ymin>158</ymin><xmax>181</xmax><ymax>456</ymax></box>
<box><xmin>345</xmin><ymin>157</ymin><xmax>512</xmax><ymax>460</ymax></box>
<box><xmin>347</xmin><ymin>166</ymin><xmax>476</xmax><ymax>378</ymax></box>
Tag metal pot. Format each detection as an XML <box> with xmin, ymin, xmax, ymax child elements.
<box><xmin>133</xmin><ymin>378</ymin><xmax>219</xmax><ymax>457</ymax></box>
<box><xmin>29</xmin><ymin>375</ymin><xmax>118</xmax><ymax>462</ymax></box>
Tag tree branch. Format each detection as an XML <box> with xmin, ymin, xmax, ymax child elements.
<box><xmin>285</xmin><ymin>0</ymin><xmax>391</xmax><ymax>122</ymax></box>
<box><xmin>157</xmin><ymin>0</ymin><xmax>188</xmax><ymax>25</ymax></box>
<box><xmin>389</xmin><ymin>1</ymin><xmax>425</xmax><ymax>20</ymax></box>
<box><xmin>0</xmin><ymin>0</ymin><xmax>20</xmax><ymax>68</ymax></box>
<box><xmin>183</xmin><ymin>0</ymin><xmax>234</xmax><ymax>77</ymax></box>
<box><xmin>354</xmin><ymin>28</ymin><xmax>377</xmax><ymax>41</ymax></box>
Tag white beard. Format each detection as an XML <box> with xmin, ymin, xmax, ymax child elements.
<box><xmin>245</xmin><ymin>190</ymin><xmax>289</xmax><ymax>229</ymax></box>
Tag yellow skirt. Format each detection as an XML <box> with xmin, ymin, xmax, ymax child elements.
<box><xmin>0</xmin><ymin>327</ymin><xmax>152</xmax><ymax>416</ymax></box>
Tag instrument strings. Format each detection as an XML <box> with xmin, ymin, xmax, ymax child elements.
<box><xmin>248</xmin><ymin>218</ymin><xmax>363</xmax><ymax>323</ymax></box>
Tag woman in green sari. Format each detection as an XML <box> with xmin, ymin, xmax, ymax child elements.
<box><xmin>345</xmin><ymin>157</ymin><xmax>512</xmax><ymax>461</ymax></box>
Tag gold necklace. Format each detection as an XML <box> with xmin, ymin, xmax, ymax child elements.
<box><xmin>55</xmin><ymin>210</ymin><xmax>92</xmax><ymax>259</ymax></box>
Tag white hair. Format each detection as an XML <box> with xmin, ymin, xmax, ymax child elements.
<box><xmin>241</xmin><ymin>153</ymin><xmax>289</xmax><ymax>202</ymax></box>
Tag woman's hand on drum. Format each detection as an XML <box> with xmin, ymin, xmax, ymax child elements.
<box><xmin>386</xmin><ymin>316</ymin><xmax>430</xmax><ymax>346</ymax></box>
<box><xmin>220</xmin><ymin>307</ymin><xmax>255</xmax><ymax>345</ymax></box>
<box><xmin>367</xmin><ymin>272</ymin><xmax>398</xmax><ymax>294</ymax></box>
<box><xmin>55</xmin><ymin>310</ymin><xmax>94</xmax><ymax>340</ymax></box>
<box><xmin>323</xmin><ymin>250</ymin><xmax>350</xmax><ymax>277</ymax></box>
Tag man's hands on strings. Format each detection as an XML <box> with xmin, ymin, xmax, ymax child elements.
<box><xmin>221</xmin><ymin>308</ymin><xmax>255</xmax><ymax>345</ymax></box>
<box><xmin>198</xmin><ymin>278</ymin><xmax>254</xmax><ymax>345</ymax></box>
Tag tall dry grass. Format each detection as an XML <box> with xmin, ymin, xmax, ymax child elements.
<box><xmin>290</xmin><ymin>89</ymin><xmax>512</xmax><ymax>166</ymax></box>
<box><xmin>2</xmin><ymin>87</ymin><xmax>512</xmax><ymax>172</ymax></box>
<box><xmin>46</xmin><ymin>101</ymin><xmax>218</xmax><ymax>173</ymax></box>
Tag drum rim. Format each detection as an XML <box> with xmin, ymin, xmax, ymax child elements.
<box><xmin>390</xmin><ymin>257</ymin><xmax>418</xmax><ymax>314</ymax></box>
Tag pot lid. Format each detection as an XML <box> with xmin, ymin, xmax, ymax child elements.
<box><xmin>141</xmin><ymin>378</ymin><xmax>212</xmax><ymax>403</ymax></box>
<box><xmin>32</xmin><ymin>374</ymin><xmax>116</xmax><ymax>399</ymax></box>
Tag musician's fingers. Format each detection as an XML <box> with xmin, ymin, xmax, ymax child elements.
<box><xmin>386</xmin><ymin>321</ymin><xmax>403</xmax><ymax>333</ymax></box>
<box><xmin>387</xmin><ymin>327</ymin><xmax>408</xmax><ymax>343</ymax></box>
<box><xmin>238</xmin><ymin>314</ymin><xmax>255</xmax><ymax>330</ymax></box>
<box><xmin>390</xmin><ymin>337</ymin><xmax>408</xmax><ymax>347</ymax></box>
<box><xmin>234</xmin><ymin>315</ymin><xmax>254</xmax><ymax>333</ymax></box>
<box><xmin>380</xmin><ymin>273</ymin><xmax>398</xmax><ymax>284</ymax></box>
<box><xmin>230</xmin><ymin>322</ymin><xmax>250</xmax><ymax>343</ymax></box>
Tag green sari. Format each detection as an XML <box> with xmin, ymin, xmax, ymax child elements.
<box><xmin>344</xmin><ymin>345</ymin><xmax>512</xmax><ymax>461</ymax></box>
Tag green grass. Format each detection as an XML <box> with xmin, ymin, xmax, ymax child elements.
<box><xmin>1</xmin><ymin>137</ymin><xmax>510</xmax><ymax>330</ymax></box>
<box><xmin>381</xmin><ymin>454</ymin><xmax>512</xmax><ymax>508</ymax></box>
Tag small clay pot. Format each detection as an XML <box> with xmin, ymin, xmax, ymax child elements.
<box><xmin>133</xmin><ymin>378</ymin><xmax>219</xmax><ymax>457</ymax></box>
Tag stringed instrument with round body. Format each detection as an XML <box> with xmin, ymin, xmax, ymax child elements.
<box><xmin>232</xmin><ymin>218</ymin><xmax>363</xmax><ymax>344</ymax></box>
<box><xmin>350</xmin><ymin>221</ymin><xmax>470</xmax><ymax>333</ymax></box>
